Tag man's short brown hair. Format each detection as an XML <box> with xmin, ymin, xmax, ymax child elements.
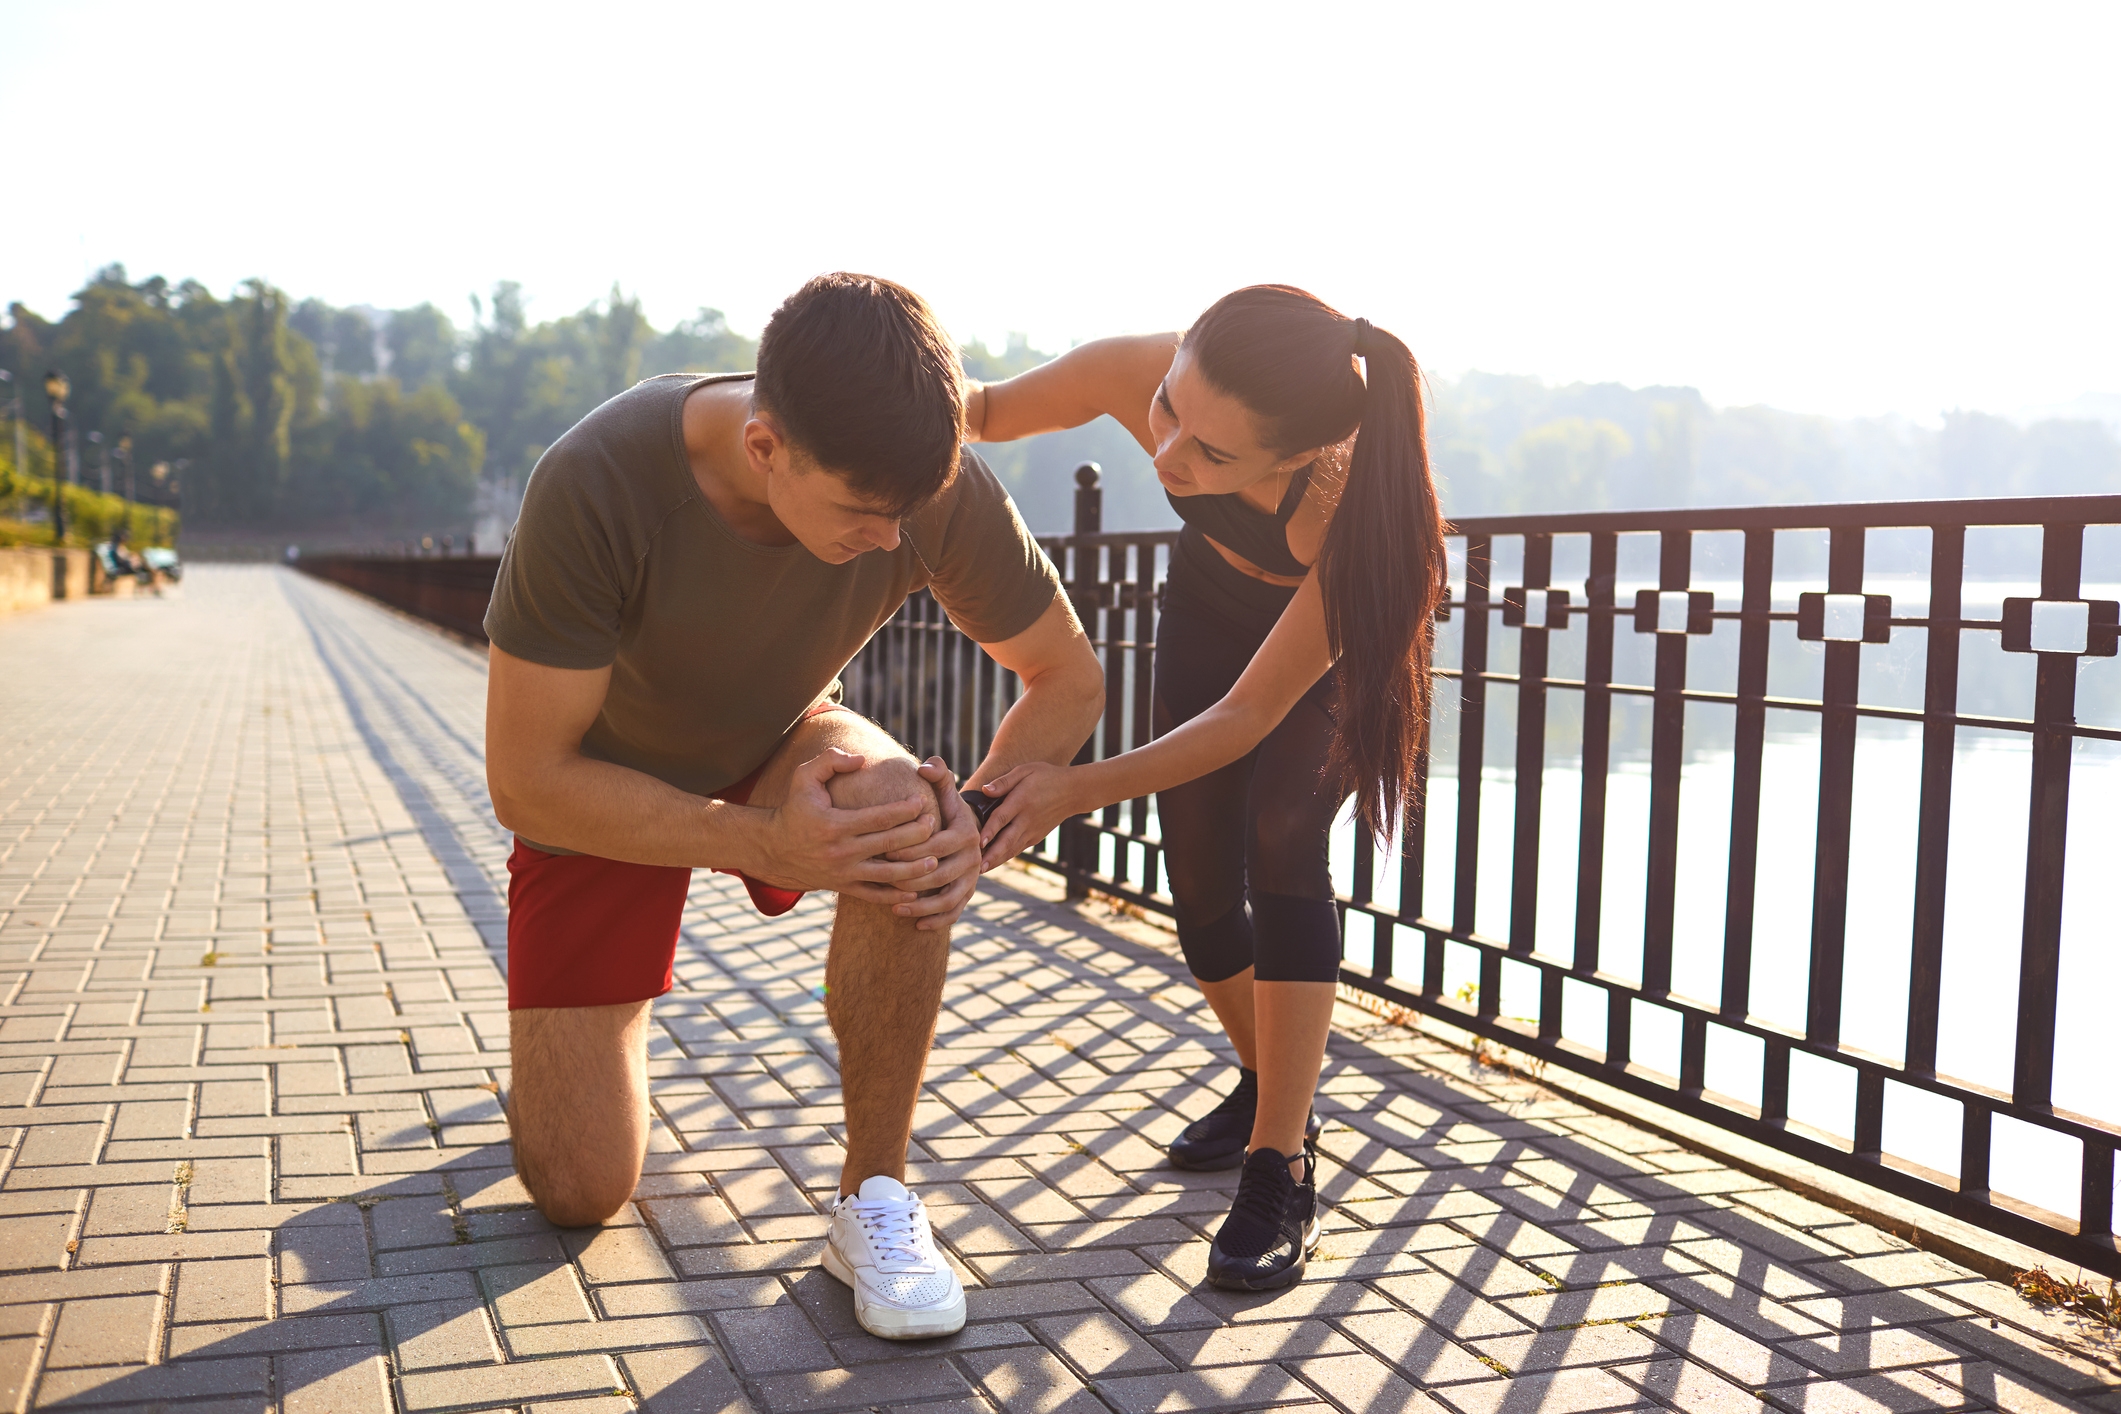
<box><xmin>754</xmin><ymin>273</ymin><xmax>964</xmax><ymax>517</ymax></box>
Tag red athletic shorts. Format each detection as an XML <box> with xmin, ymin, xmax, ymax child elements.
<box><xmin>505</xmin><ymin>702</ymin><xmax>854</xmax><ymax>1010</ymax></box>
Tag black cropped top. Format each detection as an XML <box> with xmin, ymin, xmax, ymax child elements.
<box><xmin>1164</xmin><ymin>463</ymin><xmax>1314</xmax><ymax>578</ymax></box>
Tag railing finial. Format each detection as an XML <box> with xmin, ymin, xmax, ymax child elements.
<box><xmin>1073</xmin><ymin>463</ymin><xmax>1102</xmax><ymax>537</ymax></box>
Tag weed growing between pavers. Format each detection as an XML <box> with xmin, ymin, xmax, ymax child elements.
<box><xmin>2015</xmin><ymin>1267</ymin><xmax>2121</xmax><ymax>1328</ymax></box>
<box><xmin>166</xmin><ymin>1161</ymin><xmax>193</xmax><ymax>1233</ymax></box>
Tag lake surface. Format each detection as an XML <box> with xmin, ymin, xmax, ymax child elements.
<box><xmin>1327</xmin><ymin>730</ymin><xmax>2120</xmax><ymax>1226</ymax></box>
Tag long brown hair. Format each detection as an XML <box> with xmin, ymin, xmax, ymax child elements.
<box><xmin>1184</xmin><ymin>285</ymin><xmax>1448</xmax><ymax>837</ymax></box>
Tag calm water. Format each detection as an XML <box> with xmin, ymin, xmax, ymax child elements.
<box><xmin>1327</xmin><ymin>730</ymin><xmax>2120</xmax><ymax>1225</ymax></box>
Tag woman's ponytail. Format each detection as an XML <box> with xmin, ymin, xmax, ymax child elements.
<box><xmin>1185</xmin><ymin>287</ymin><xmax>1448</xmax><ymax>838</ymax></box>
<box><xmin>1317</xmin><ymin>320</ymin><xmax>1447</xmax><ymax>836</ymax></box>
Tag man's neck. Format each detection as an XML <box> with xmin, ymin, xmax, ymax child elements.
<box><xmin>682</xmin><ymin>380</ymin><xmax>797</xmax><ymax>547</ymax></box>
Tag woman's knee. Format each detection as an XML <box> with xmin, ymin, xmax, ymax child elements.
<box><xmin>1248</xmin><ymin>892</ymin><xmax>1343</xmax><ymax>982</ymax></box>
<box><xmin>1245</xmin><ymin>807</ymin><xmax>1336</xmax><ymax>898</ymax></box>
<box><xmin>1178</xmin><ymin>901</ymin><xmax>1255</xmax><ymax>983</ymax></box>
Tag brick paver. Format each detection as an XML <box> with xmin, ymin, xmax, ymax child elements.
<box><xmin>2</xmin><ymin>566</ymin><xmax>2116</xmax><ymax>1414</ymax></box>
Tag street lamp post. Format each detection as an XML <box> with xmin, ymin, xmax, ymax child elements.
<box><xmin>0</xmin><ymin>372</ymin><xmax>23</xmax><ymax>498</ymax></box>
<box><xmin>43</xmin><ymin>371</ymin><xmax>68</xmax><ymax>545</ymax></box>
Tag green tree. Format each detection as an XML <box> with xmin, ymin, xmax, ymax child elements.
<box><xmin>1504</xmin><ymin>418</ymin><xmax>1632</xmax><ymax>512</ymax></box>
<box><xmin>308</xmin><ymin>376</ymin><xmax>482</xmax><ymax>521</ymax></box>
<box><xmin>644</xmin><ymin>308</ymin><xmax>756</xmax><ymax>376</ymax></box>
<box><xmin>455</xmin><ymin>281</ymin><xmax>556</xmax><ymax>493</ymax></box>
<box><xmin>1698</xmin><ymin>406</ymin><xmax>1847</xmax><ymax>505</ymax></box>
<box><xmin>960</xmin><ymin>333</ymin><xmax>1049</xmax><ymax>383</ymax></box>
<box><xmin>2019</xmin><ymin>419</ymin><xmax>2121</xmax><ymax>496</ymax></box>
<box><xmin>290</xmin><ymin>301</ymin><xmax>381</xmax><ymax>377</ymax></box>
<box><xmin>1643</xmin><ymin>400</ymin><xmax>1699</xmax><ymax>506</ymax></box>
<box><xmin>386</xmin><ymin>304</ymin><xmax>458</xmax><ymax>388</ymax></box>
<box><xmin>41</xmin><ymin>268</ymin><xmax>217</xmax><ymax>482</ymax></box>
<box><xmin>200</xmin><ymin>281</ymin><xmax>322</xmax><ymax>523</ymax></box>
<box><xmin>453</xmin><ymin>282</ymin><xmax>662</xmax><ymax>496</ymax></box>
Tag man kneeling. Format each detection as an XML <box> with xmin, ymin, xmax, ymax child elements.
<box><xmin>482</xmin><ymin>274</ymin><xmax>1102</xmax><ymax>1339</ymax></box>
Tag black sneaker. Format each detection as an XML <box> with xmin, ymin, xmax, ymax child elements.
<box><xmin>1205</xmin><ymin>1145</ymin><xmax>1320</xmax><ymax>1291</ymax></box>
<box><xmin>1167</xmin><ymin>1069</ymin><xmax>1324</xmax><ymax>1171</ymax></box>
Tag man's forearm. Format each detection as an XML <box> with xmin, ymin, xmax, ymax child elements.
<box><xmin>965</xmin><ymin>672</ymin><xmax>1102</xmax><ymax>790</ymax></box>
<box><xmin>493</xmin><ymin>755</ymin><xmax>764</xmax><ymax>872</ymax></box>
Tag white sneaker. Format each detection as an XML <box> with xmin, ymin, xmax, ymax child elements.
<box><xmin>824</xmin><ymin>1175</ymin><xmax>966</xmax><ymax>1339</ymax></box>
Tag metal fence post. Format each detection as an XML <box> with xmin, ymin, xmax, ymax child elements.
<box><xmin>1062</xmin><ymin>463</ymin><xmax>1103</xmax><ymax>898</ymax></box>
<box><xmin>1074</xmin><ymin>462</ymin><xmax>1102</xmax><ymax>538</ymax></box>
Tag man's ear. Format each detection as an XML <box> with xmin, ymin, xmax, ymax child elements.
<box><xmin>742</xmin><ymin>416</ymin><xmax>790</xmax><ymax>478</ymax></box>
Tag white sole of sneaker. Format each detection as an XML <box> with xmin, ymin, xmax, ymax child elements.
<box><xmin>822</xmin><ymin>1241</ymin><xmax>967</xmax><ymax>1340</ymax></box>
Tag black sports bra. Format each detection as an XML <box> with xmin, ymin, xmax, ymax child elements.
<box><xmin>1165</xmin><ymin>463</ymin><xmax>1314</xmax><ymax>578</ymax></box>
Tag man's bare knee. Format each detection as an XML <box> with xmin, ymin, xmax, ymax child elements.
<box><xmin>507</xmin><ymin>1004</ymin><xmax>650</xmax><ymax>1228</ymax></box>
<box><xmin>509</xmin><ymin>1101</ymin><xmax>642</xmax><ymax>1226</ymax></box>
<box><xmin>828</xmin><ymin>756</ymin><xmax>949</xmax><ymax>891</ymax></box>
<box><xmin>826</xmin><ymin>754</ymin><xmax>936</xmax><ymax>816</ymax></box>
<box><xmin>518</xmin><ymin>1151</ymin><xmax>637</xmax><ymax>1228</ymax></box>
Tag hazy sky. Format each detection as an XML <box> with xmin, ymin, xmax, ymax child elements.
<box><xmin>4</xmin><ymin>1</ymin><xmax>2116</xmax><ymax>421</ymax></box>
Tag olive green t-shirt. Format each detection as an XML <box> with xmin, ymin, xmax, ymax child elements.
<box><xmin>484</xmin><ymin>372</ymin><xmax>1061</xmax><ymax>801</ymax></box>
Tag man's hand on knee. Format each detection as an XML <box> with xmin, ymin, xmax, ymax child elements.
<box><xmin>830</xmin><ymin>757</ymin><xmax>975</xmax><ymax>928</ymax></box>
<box><xmin>751</xmin><ymin>749</ymin><xmax>947</xmax><ymax>902</ymax></box>
<box><xmin>880</xmin><ymin>759</ymin><xmax>981</xmax><ymax>932</ymax></box>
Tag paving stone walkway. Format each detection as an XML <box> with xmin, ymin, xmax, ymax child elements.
<box><xmin>2</xmin><ymin>566</ymin><xmax>2116</xmax><ymax>1414</ymax></box>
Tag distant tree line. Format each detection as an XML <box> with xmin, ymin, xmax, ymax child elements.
<box><xmin>0</xmin><ymin>267</ymin><xmax>754</xmax><ymax>533</ymax></box>
<box><xmin>1427</xmin><ymin>373</ymin><xmax>2121</xmax><ymax>517</ymax></box>
<box><xmin>6</xmin><ymin>269</ymin><xmax>2114</xmax><ymax>538</ymax></box>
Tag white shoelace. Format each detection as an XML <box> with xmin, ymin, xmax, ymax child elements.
<box><xmin>849</xmin><ymin>1196</ymin><xmax>935</xmax><ymax>1270</ymax></box>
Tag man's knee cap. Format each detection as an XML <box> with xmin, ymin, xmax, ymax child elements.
<box><xmin>826</xmin><ymin>755</ymin><xmax>928</xmax><ymax>811</ymax></box>
<box><xmin>523</xmin><ymin>1160</ymin><xmax>637</xmax><ymax>1227</ymax></box>
<box><xmin>1249</xmin><ymin>892</ymin><xmax>1342</xmax><ymax>982</ymax></box>
<box><xmin>1178</xmin><ymin>902</ymin><xmax>1254</xmax><ymax>983</ymax></box>
<box><xmin>536</xmin><ymin>1190</ymin><xmax>629</xmax><ymax>1228</ymax></box>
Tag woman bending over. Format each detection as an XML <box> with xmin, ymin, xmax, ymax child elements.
<box><xmin>966</xmin><ymin>286</ymin><xmax>1447</xmax><ymax>1290</ymax></box>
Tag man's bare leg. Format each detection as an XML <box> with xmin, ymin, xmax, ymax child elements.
<box><xmin>821</xmin><ymin>760</ymin><xmax>952</xmax><ymax>1194</ymax></box>
<box><xmin>508</xmin><ymin>1000</ymin><xmax>651</xmax><ymax>1226</ymax></box>
<box><xmin>505</xmin><ymin>712</ymin><xmax>948</xmax><ymax>1224</ymax></box>
<box><xmin>741</xmin><ymin>713</ymin><xmax>954</xmax><ymax>1196</ymax></box>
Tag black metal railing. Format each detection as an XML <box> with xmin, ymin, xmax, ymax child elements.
<box><xmin>297</xmin><ymin>554</ymin><xmax>502</xmax><ymax>641</ymax></box>
<box><xmin>844</xmin><ymin>466</ymin><xmax>2121</xmax><ymax>1275</ymax></box>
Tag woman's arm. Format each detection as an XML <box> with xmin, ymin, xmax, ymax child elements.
<box><xmin>966</xmin><ymin>333</ymin><xmax>1180</xmax><ymax>453</ymax></box>
<box><xmin>975</xmin><ymin>574</ymin><xmax>1336</xmax><ymax>867</ymax></box>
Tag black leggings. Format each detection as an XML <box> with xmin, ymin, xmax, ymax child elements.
<box><xmin>1153</xmin><ymin>534</ymin><xmax>1347</xmax><ymax>984</ymax></box>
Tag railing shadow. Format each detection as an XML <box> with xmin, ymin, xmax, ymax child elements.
<box><xmin>914</xmin><ymin>878</ymin><xmax>2120</xmax><ymax>1409</ymax></box>
<box><xmin>39</xmin><ymin>1142</ymin><xmax>743</xmax><ymax>1412</ymax></box>
<box><xmin>37</xmin><ymin>890</ymin><xmax>2118</xmax><ymax>1412</ymax></box>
